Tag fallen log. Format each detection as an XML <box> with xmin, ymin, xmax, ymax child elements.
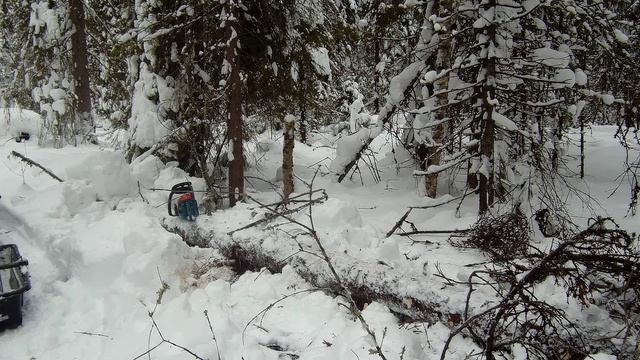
<box><xmin>164</xmin><ymin>215</ymin><xmax>466</xmax><ymax>324</ymax></box>
<box><xmin>335</xmin><ymin>104</ymin><xmax>397</xmax><ymax>183</ymax></box>
<box><xmin>335</xmin><ymin>61</ymin><xmax>428</xmax><ymax>183</ymax></box>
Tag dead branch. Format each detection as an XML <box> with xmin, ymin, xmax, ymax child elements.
<box><xmin>9</xmin><ymin>150</ymin><xmax>64</xmax><ymax>182</ymax></box>
<box><xmin>441</xmin><ymin>217</ymin><xmax>640</xmax><ymax>360</ymax></box>
<box><xmin>386</xmin><ymin>197</ymin><xmax>472</xmax><ymax>237</ymax></box>
<box><xmin>73</xmin><ymin>331</ymin><xmax>113</xmax><ymax>340</ymax></box>
<box><xmin>252</xmin><ymin>171</ymin><xmax>390</xmax><ymax>360</ymax></box>
<box><xmin>409</xmin><ymin>188</ymin><xmax>477</xmax><ymax>210</ymax></box>
<box><xmin>450</xmin><ymin>208</ymin><xmax>529</xmax><ymax>261</ymax></box>
<box><xmin>227</xmin><ymin>190</ymin><xmax>328</xmax><ymax>235</ymax></box>
<box><xmin>261</xmin><ymin>189</ymin><xmax>326</xmax><ymax>208</ymax></box>
<box><xmin>385</xmin><ymin>208</ymin><xmax>413</xmax><ymax>238</ymax></box>
<box><xmin>204</xmin><ymin>310</ymin><xmax>222</xmax><ymax>360</ymax></box>
<box><xmin>137</xmin><ymin>181</ymin><xmax>149</xmax><ymax>204</ymax></box>
<box><xmin>398</xmin><ymin>229</ymin><xmax>469</xmax><ymax>236</ymax></box>
<box><xmin>241</xmin><ymin>288</ymin><xmax>324</xmax><ymax>344</ymax></box>
<box><xmin>131</xmin><ymin>275</ymin><xmax>206</xmax><ymax>360</ymax></box>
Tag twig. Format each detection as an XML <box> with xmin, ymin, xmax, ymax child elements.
<box><xmin>73</xmin><ymin>331</ymin><xmax>113</xmax><ymax>340</ymax></box>
<box><xmin>407</xmin><ymin>237</ymin><xmax>436</xmax><ymax>245</ymax></box>
<box><xmin>204</xmin><ymin>310</ymin><xmax>222</xmax><ymax>360</ymax></box>
<box><xmin>251</xmin><ymin>169</ymin><xmax>390</xmax><ymax>360</ymax></box>
<box><xmin>260</xmin><ymin>189</ymin><xmax>325</xmax><ymax>208</ymax></box>
<box><xmin>409</xmin><ymin>189</ymin><xmax>477</xmax><ymax>210</ymax></box>
<box><xmin>132</xmin><ymin>342</ymin><xmax>163</xmax><ymax>360</ymax></box>
<box><xmin>155</xmin><ymin>267</ymin><xmax>169</xmax><ymax>305</ymax></box>
<box><xmin>9</xmin><ymin>150</ymin><xmax>63</xmax><ymax>182</ymax></box>
<box><xmin>385</xmin><ymin>208</ymin><xmax>413</xmax><ymax>238</ymax></box>
<box><xmin>147</xmin><ymin>186</ymin><xmax>227</xmax><ymax>193</ymax></box>
<box><xmin>227</xmin><ymin>191</ymin><xmax>328</xmax><ymax>235</ymax></box>
<box><xmin>241</xmin><ymin>288</ymin><xmax>324</xmax><ymax>344</ymax></box>
<box><xmin>131</xmin><ymin>273</ymin><xmax>206</xmax><ymax>360</ymax></box>
<box><xmin>150</xmin><ymin>316</ymin><xmax>205</xmax><ymax>360</ymax></box>
<box><xmin>398</xmin><ymin>229</ymin><xmax>469</xmax><ymax>236</ymax></box>
<box><xmin>137</xmin><ymin>181</ymin><xmax>149</xmax><ymax>204</ymax></box>
<box><xmin>350</xmin><ymin>349</ymin><xmax>362</xmax><ymax>360</ymax></box>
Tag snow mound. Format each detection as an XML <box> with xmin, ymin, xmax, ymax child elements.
<box><xmin>587</xmin><ymin>353</ymin><xmax>617</xmax><ymax>360</ymax></box>
<box><xmin>66</xmin><ymin>151</ymin><xmax>136</xmax><ymax>200</ymax></box>
<box><xmin>309</xmin><ymin>198</ymin><xmax>383</xmax><ymax>248</ymax></box>
<box><xmin>61</xmin><ymin>181</ymin><xmax>98</xmax><ymax>216</ymax></box>
<box><xmin>0</xmin><ymin>108</ymin><xmax>42</xmax><ymax>139</ymax></box>
<box><xmin>131</xmin><ymin>154</ymin><xmax>166</xmax><ymax>188</ymax></box>
<box><xmin>152</xmin><ymin>165</ymin><xmax>206</xmax><ymax>204</ymax></box>
<box><xmin>154</xmin><ymin>166</ymin><xmax>189</xmax><ymax>189</ymax></box>
<box><xmin>313</xmin><ymin>198</ymin><xmax>363</xmax><ymax>228</ymax></box>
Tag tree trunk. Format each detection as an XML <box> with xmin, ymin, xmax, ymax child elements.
<box><xmin>69</xmin><ymin>0</ymin><xmax>93</xmax><ymax>142</ymax></box>
<box><xmin>299</xmin><ymin>106</ymin><xmax>307</xmax><ymax>144</ymax></box>
<box><xmin>225</xmin><ymin>5</ymin><xmax>244</xmax><ymax>207</ymax></box>
<box><xmin>478</xmin><ymin>96</ymin><xmax>495</xmax><ymax>214</ymax></box>
<box><xmin>283</xmin><ymin>115</ymin><xmax>295</xmax><ymax>200</ymax></box>
<box><xmin>298</xmin><ymin>62</ymin><xmax>308</xmax><ymax>144</ymax></box>
<box><xmin>373</xmin><ymin>29</ymin><xmax>381</xmax><ymax>113</ymax></box>
<box><xmin>479</xmin><ymin>2</ymin><xmax>497</xmax><ymax>214</ymax></box>
<box><xmin>551</xmin><ymin>108</ymin><xmax>566</xmax><ymax>171</ymax></box>
<box><xmin>467</xmin><ymin>86</ymin><xmax>482</xmax><ymax>189</ymax></box>
<box><xmin>426</xmin><ymin>9</ymin><xmax>453</xmax><ymax>198</ymax></box>
<box><xmin>580</xmin><ymin>112</ymin><xmax>585</xmax><ymax>178</ymax></box>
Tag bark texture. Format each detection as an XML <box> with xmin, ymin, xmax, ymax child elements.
<box><xmin>426</xmin><ymin>4</ymin><xmax>453</xmax><ymax>198</ymax></box>
<box><xmin>69</xmin><ymin>0</ymin><xmax>94</xmax><ymax>141</ymax></box>
<box><xmin>282</xmin><ymin>116</ymin><xmax>295</xmax><ymax>199</ymax></box>
<box><xmin>225</xmin><ymin>4</ymin><xmax>244</xmax><ymax>207</ymax></box>
<box><xmin>479</xmin><ymin>2</ymin><xmax>497</xmax><ymax>214</ymax></box>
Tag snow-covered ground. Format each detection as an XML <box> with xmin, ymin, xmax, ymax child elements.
<box><xmin>0</xmin><ymin>109</ymin><xmax>635</xmax><ymax>359</ymax></box>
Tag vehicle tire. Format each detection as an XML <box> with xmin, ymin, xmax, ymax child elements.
<box><xmin>6</xmin><ymin>311</ymin><xmax>22</xmax><ymax>328</ymax></box>
<box><xmin>5</xmin><ymin>299</ymin><xmax>22</xmax><ymax>329</ymax></box>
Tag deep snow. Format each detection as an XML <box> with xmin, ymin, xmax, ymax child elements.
<box><xmin>0</xmin><ymin>109</ymin><xmax>635</xmax><ymax>359</ymax></box>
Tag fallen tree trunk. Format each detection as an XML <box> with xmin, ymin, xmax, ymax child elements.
<box><xmin>336</xmin><ymin>32</ymin><xmax>434</xmax><ymax>183</ymax></box>
<box><xmin>164</xmin><ymin>215</ymin><xmax>462</xmax><ymax>324</ymax></box>
<box><xmin>336</xmin><ymin>104</ymin><xmax>397</xmax><ymax>183</ymax></box>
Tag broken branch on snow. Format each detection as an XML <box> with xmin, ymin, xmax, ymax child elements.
<box><xmin>10</xmin><ymin>150</ymin><xmax>64</xmax><ymax>182</ymax></box>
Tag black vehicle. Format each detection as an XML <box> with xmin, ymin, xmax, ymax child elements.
<box><xmin>0</xmin><ymin>244</ymin><xmax>30</xmax><ymax>328</ymax></box>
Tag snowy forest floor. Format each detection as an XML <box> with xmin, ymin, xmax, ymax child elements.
<box><xmin>0</xmin><ymin>112</ymin><xmax>637</xmax><ymax>360</ymax></box>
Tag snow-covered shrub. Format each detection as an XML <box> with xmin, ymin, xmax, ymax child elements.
<box><xmin>130</xmin><ymin>154</ymin><xmax>165</xmax><ymax>188</ymax></box>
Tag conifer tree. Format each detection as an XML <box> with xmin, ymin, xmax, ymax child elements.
<box><xmin>0</xmin><ymin>0</ymin><xmax>97</xmax><ymax>145</ymax></box>
<box><xmin>29</xmin><ymin>0</ymin><xmax>77</xmax><ymax>146</ymax></box>
<box><xmin>118</xmin><ymin>0</ymin><xmax>345</xmax><ymax>205</ymax></box>
<box><xmin>0</xmin><ymin>0</ymin><xmax>35</xmax><ymax>109</ymax></box>
<box><xmin>334</xmin><ymin>0</ymin><xmax>635</xmax><ymax>214</ymax></box>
